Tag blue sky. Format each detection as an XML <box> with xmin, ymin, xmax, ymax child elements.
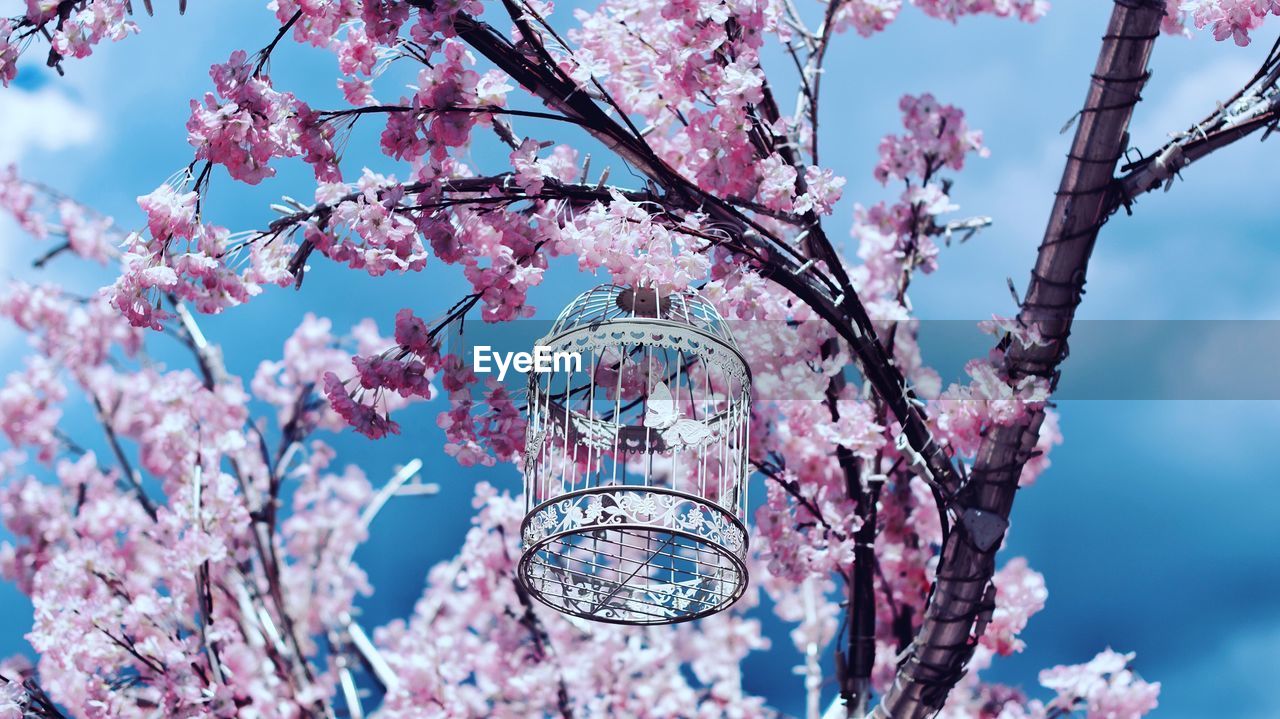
<box><xmin>2</xmin><ymin>2</ymin><xmax>1279</xmax><ymax>717</ymax></box>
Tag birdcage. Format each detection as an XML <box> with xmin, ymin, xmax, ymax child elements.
<box><xmin>517</xmin><ymin>285</ymin><xmax>751</xmax><ymax>625</ymax></box>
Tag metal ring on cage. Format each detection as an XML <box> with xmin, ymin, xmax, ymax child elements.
<box><xmin>517</xmin><ymin>285</ymin><xmax>752</xmax><ymax>625</ymax></box>
<box><xmin>519</xmin><ymin>486</ymin><xmax>748</xmax><ymax>625</ymax></box>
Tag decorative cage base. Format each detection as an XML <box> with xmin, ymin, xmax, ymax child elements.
<box><xmin>518</xmin><ymin>486</ymin><xmax>748</xmax><ymax>625</ymax></box>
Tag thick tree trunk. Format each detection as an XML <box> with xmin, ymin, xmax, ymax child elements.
<box><xmin>871</xmin><ymin>2</ymin><xmax>1166</xmax><ymax>716</ymax></box>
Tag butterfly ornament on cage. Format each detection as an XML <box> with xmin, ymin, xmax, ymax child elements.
<box><xmin>644</xmin><ymin>381</ymin><xmax>713</xmax><ymax>450</ymax></box>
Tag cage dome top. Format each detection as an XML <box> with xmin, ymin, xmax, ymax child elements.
<box><xmin>549</xmin><ymin>284</ymin><xmax>736</xmax><ymax>346</ymax></box>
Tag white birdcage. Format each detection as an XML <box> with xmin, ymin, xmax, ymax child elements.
<box><xmin>517</xmin><ymin>285</ymin><xmax>751</xmax><ymax>624</ymax></box>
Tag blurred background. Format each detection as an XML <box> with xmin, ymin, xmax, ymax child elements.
<box><xmin>1</xmin><ymin>2</ymin><xmax>1278</xmax><ymax>716</ymax></box>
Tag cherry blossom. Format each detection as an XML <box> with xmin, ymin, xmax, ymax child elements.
<box><xmin>188</xmin><ymin>50</ymin><xmax>339</xmax><ymax>184</ymax></box>
<box><xmin>983</xmin><ymin>558</ymin><xmax>1049</xmax><ymax>656</ymax></box>
<box><xmin>252</xmin><ymin>312</ymin><xmax>398</xmax><ymax>432</ymax></box>
<box><xmin>913</xmin><ymin>0</ymin><xmax>1049</xmax><ymax>24</ymax></box>
<box><xmin>4</xmin><ymin>0</ymin><xmax>1238</xmax><ymax>715</ymax></box>
<box><xmin>1178</xmin><ymin>0</ymin><xmax>1280</xmax><ymax>44</ymax></box>
<box><xmin>1040</xmin><ymin>649</ymin><xmax>1161</xmax><ymax>718</ymax></box>
<box><xmin>0</xmin><ymin>359</ymin><xmax>64</xmax><ymax>464</ymax></box>
<box><xmin>0</xmin><ymin>20</ymin><xmax>17</xmax><ymax>86</ymax></box>
<box><xmin>0</xmin><ymin>165</ymin><xmax>116</xmax><ymax>264</ymax></box>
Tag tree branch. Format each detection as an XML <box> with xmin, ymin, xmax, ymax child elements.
<box><xmin>872</xmin><ymin>3</ymin><xmax>1166</xmax><ymax>716</ymax></box>
<box><xmin>441</xmin><ymin>3</ymin><xmax>965</xmax><ymax>512</ymax></box>
<box><xmin>89</xmin><ymin>394</ymin><xmax>157</xmax><ymax>521</ymax></box>
<box><xmin>1115</xmin><ymin>34</ymin><xmax>1280</xmax><ymax>205</ymax></box>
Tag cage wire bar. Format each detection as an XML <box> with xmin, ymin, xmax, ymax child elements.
<box><xmin>517</xmin><ymin>285</ymin><xmax>752</xmax><ymax>624</ymax></box>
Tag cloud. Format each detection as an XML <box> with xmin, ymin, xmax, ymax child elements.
<box><xmin>939</xmin><ymin>49</ymin><xmax>1280</xmax><ymax>322</ymax></box>
<box><xmin>1128</xmin><ymin>54</ymin><xmax>1259</xmax><ymax>149</ymax></box>
<box><xmin>909</xmin><ymin>131</ymin><xmax>1070</xmax><ymax>320</ymax></box>
<box><xmin>0</xmin><ymin>85</ymin><xmax>100</xmax><ymax>167</ymax></box>
<box><xmin>0</xmin><ymin>84</ymin><xmax>98</xmax><ymax>349</ymax></box>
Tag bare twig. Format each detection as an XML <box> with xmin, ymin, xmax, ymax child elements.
<box><xmin>88</xmin><ymin>394</ymin><xmax>157</xmax><ymax>521</ymax></box>
<box><xmin>1116</xmin><ymin>34</ymin><xmax>1280</xmax><ymax>205</ymax></box>
<box><xmin>191</xmin><ymin>465</ymin><xmax>227</xmax><ymax>685</ymax></box>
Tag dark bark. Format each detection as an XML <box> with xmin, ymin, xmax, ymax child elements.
<box><xmin>871</xmin><ymin>2</ymin><xmax>1166</xmax><ymax>716</ymax></box>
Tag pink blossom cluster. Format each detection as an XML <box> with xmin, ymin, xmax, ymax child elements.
<box><xmin>933</xmin><ymin>357</ymin><xmax>1052</xmax><ymax>456</ymax></box>
<box><xmin>188</xmin><ymin>50</ymin><xmax>339</xmax><ymax>184</ymax></box>
<box><xmin>0</xmin><ymin>360</ymin><xmax>64</xmax><ymax>464</ymax></box>
<box><xmin>819</xmin><ymin>388</ymin><xmax>890</xmax><ymax>455</ymax></box>
<box><xmin>1040</xmin><ymin>649</ymin><xmax>1162</xmax><ymax>717</ymax></box>
<box><xmin>419</xmin><ymin>147</ymin><xmax>573</xmax><ymax>324</ymax></box>
<box><xmin>0</xmin><ymin>228</ymin><xmax>392</xmax><ymax>715</ymax></box>
<box><xmin>88</xmin><ymin>367</ymin><xmax>253</xmax><ymax>493</ymax></box>
<box><xmin>568</xmin><ymin>0</ymin><xmax>785</xmax><ymax>199</ymax></box>
<box><xmin>700</xmin><ymin>280</ymin><xmax>876</xmax><ymax>588</ymax></box>
<box><xmin>271</xmin><ymin>0</ymin><xmax>360</xmax><ymax>47</ymax></box>
<box><xmin>1</xmin><ymin>1</ymin><xmax>137</xmax><ymax>80</ymax></box>
<box><xmin>434</xmin><ymin>356</ymin><xmax>491</xmax><ymax>467</ymax></box>
<box><xmin>339</xmin><ymin>164</ymin><xmax>556</xmax><ymax>324</ymax></box>
<box><xmin>983</xmin><ymin>558</ymin><xmax>1048</xmax><ymax>655</ymax></box>
<box><xmin>554</xmin><ymin>192</ymin><xmax>712</xmax><ymax>292</ymax></box>
<box><xmin>373</xmin><ymin>482</ymin><xmax>771</xmax><ymax>719</ymax></box>
<box><xmin>306</xmin><ymin>31</ymin><xmax>547</xmax><ymax>317</ymax></box>
<box><xmin>0</xmin><ymin>19</ymin><xmax>17</xmax><ymax>87</ymax></box>
<box><xmin>455</xmin><ymin>206</ymin><xmax>549</xmax><ymax>323</ymax></box>
<box><xmin>901</xmin><ymin>561</ymin><xmax>1101</xmax><ymax>719</ymax></box>
<box><xmin>271</xmin><ymin>0</ymin><xmax>483</xmax><ymax>49</ymax></box>
<box><xmin>716</xmin><ymin>92</ymin><xmax>1077</xmax><ymax>699</ymax></box>
<box><xmin>253</xmin><ymin>312</ymin><xmax>400</xmax><ymax>432</ymax></box>
<box><xmin>912</xmin><ymin>0</ymin><xmax>1049</xmax><ymax>24</ymax></box>
<box><xmin>280</xmin><ymin>443</ymin><xmax>375</xmax><ymax>646</ymax></box>
<box><xmin>469</xmin><ymin>379</ymin><xmax>527</xmax><ymax>466</ymax></box>
<box><xmin>875</xmin><ymin>94</ymin><xmax>988</xmax><ymax>185</ymax></box>
<box><xmin>53</xmin><ymin>198</ymin><xmax>116</xmax><ymax>263</ymax></box>
<box><xmin>48</xmin><ymin>0</ymin><xmax>137</xmax><ymax>60</ymax></box>
<box><xmin>320</xmin><ymin>309</ymin><xmax>445</xmax><ymax>439</ymax></box>
<box><xmin>755</xmin><ymin>467</ymin><xmax>863</xmax><ymax>581</ymax></box>
<box><xmin>1176</xmin><ymin>0</ymin><xmax>1280</xmax><ymax>44</ymax></box>
<box><xmin>0</xmin><ymin>180</ymin><xmax>394</xmax><ymax>712</ymax></box>
<box><xmin>831</xmin><ymin>0</ymin><xmax>904</xmax><ymax>37</ymax></box>
<box><xmin>0</xmin><ymin>283</ymin><xmax>142</xmax><ymax>374</ymax></box>
<box><xmin>110</xmin><ymin>184</ymin><xmax>266</xmax><ymax>329</ymax></box>
<box><xmin>323</xmin><ymin>322</ymin><xmax>524</xmax><ymax>467</ymax></box>
<box><xmin>0</xmin><ymin>165</ymin><xmax>38</xmax><ymax>236</ymax></box>
<box><xmin>0</xmin><ymin>165</ymin><xmax>115</xmax><ymax>263</ymax></box>
<box><xmin>830</xmin><ymin>0</ymin><xmax>1047</xmax><ymax>37</ymax></box>
<box><xmin>756</xmin><ymin>154</ymin><xmax>847</xmax><ymax>215</ymax></box>
<box><xmin>755</xmin><ymin>388</ymin><xmax>883</xmax><ymax>581</ymax></box>
<box><xmin>509</xmin><ymin>139</ymin><xmax>576</xmax><ymax>197</ymax></box>
<box><xmin>311</xmin><ymin>171</ymin><xmax>429</xmax><ymax>276</ymax></box>
<box><xmin>0</xmin><ymin>670</ymin><xmax>29</xmax><ymax>718</ymax></box>
<box><xmin>851</xmin><ymin>95</ymin><xmax>988</xmax><ymax>308</ymax></box>
<box><xmin>388</xmin><ymin>40</ymin><xmax>489</xmax><ymax>163</ymax></box>
<box><xmin>0</xmin><ymin>446</ymin><xmax>363</xmax><ymax>715</ymax></box>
